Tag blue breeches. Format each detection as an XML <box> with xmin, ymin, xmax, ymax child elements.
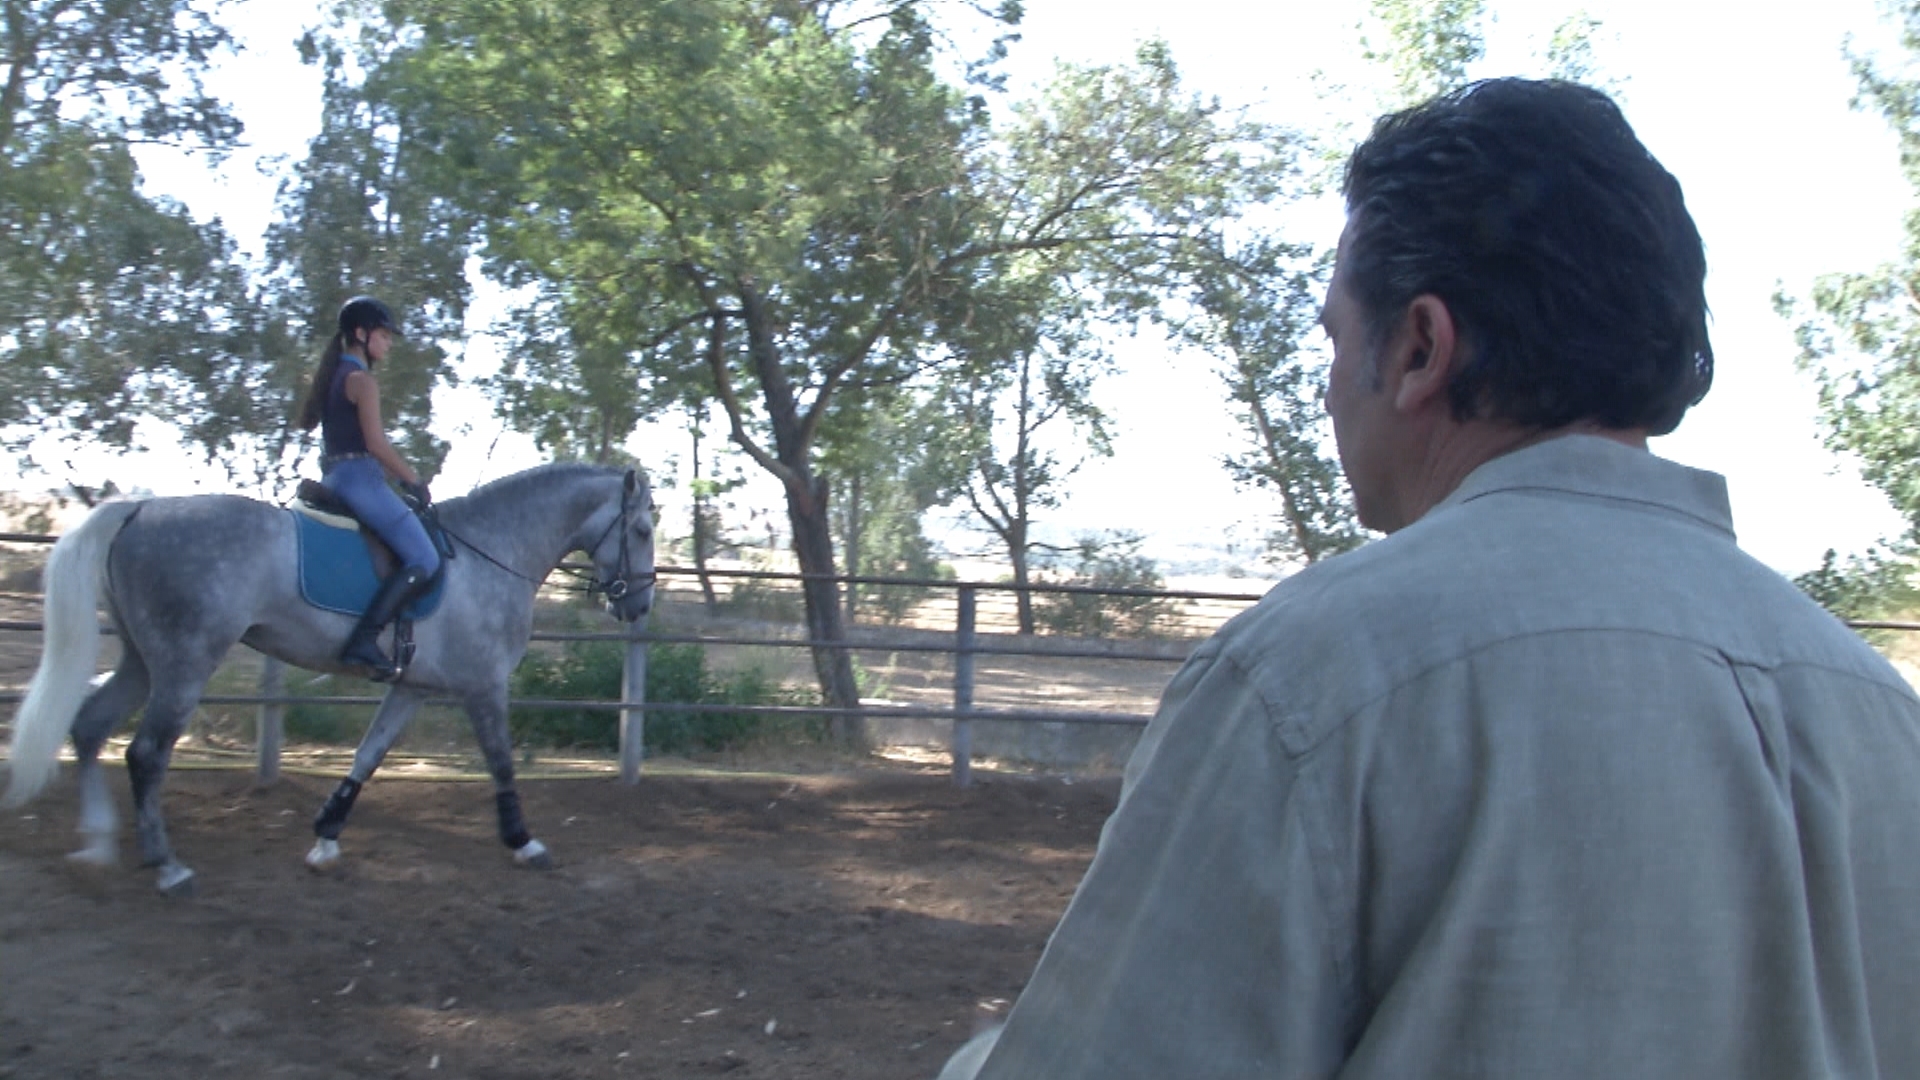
<box><xmin>321</xmin><ymin>458</ymin><xmax>441</xmax><ymax>576</ymax></box>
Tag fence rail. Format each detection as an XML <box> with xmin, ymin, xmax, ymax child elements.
<box><xmin>1</xmin><ymin>531</ymin><xmax>1258</xmax><ymax>787</ymax></box>
<box><xmin>9</xmin><ymin>531</ymin><xmax>1912</xmax><ymax>788</ymax></box>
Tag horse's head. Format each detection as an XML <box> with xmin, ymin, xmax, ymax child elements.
<box><xmin>585</xmin><ymin>468</ymin><xmax>657</xmax><ymax>623</ymax></box>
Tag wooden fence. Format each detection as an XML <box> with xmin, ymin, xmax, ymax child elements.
<box><xmin>0</xmin><ymin>532</ymin><xmax>1266</xmax><ymax>788</ymax></box>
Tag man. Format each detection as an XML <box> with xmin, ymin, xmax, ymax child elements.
<box><xmin>941</xmin><ymin>78</ymin><xmax>1920</xmax><ymax>1078</ymax></box>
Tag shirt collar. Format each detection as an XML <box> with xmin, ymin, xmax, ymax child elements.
<box><xmin>1434</xmin><ymin>434</ymin><xmax>1736</xmax><ymax>540</ymax></box>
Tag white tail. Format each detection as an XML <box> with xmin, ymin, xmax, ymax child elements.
<box><xmin>2</xmin><ymin>500</ymin><xmax>144</xmax><ymax>806</ymax></box>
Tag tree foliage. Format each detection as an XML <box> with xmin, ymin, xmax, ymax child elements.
<box><xmin>0</xmin><ymin>0</ymin><xmax>278</xmax><ymax>484</ymax></box>
<box><xmin>1362</xmin><ymin>0</ymin><xmax>1486</xmax><ymax>105</ymax></box>
<box><xmin>1180</xmin><ymin>237</ymin><xmax>1363</xmax><ymax>564</ymax></box>
<box><xmin>1782</xmin><ymin>1</ymin><xmax>1920</xmax><ymax>544</ymax></box>
<box><xmin>1793</xmin><ymin>542</ymin><xmax>1920</xmax><ymax>626</ymax></box>
<box><xmin>931</xmin><ymin>268</ymin><xmax>1116</xmax><ymax>630</ymax></box>
<box><xmin>256</xmin><ymin>27</ymin><xmax>481</xmax><ymax>486</ymax></box>
<box><xmin>817</xmin><ymin>383</ymin><xmax>949</xmax><ymax>624</ymax></box>
<box><xmin>1036</xmin><ymin>531</ymin><xmax>1174</xmax><ymax>638</ymax></box>
<box><xmin>340</xmin><ymin>0</ymin><xmax>1281</xmax><ymax>713</ymax></box>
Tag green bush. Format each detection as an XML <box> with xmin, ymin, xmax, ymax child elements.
<box><xmin>1794</xmin><ymin>543</ymin><xmax>1920</xmax><ymax>643</ymax></box>
<box><xmin>856</xmin><ymin>561</ymin><xmax>955</xmax><ymax>625</ymax></box>
<box><xmin>717</xmin><ymin>574</ymin><xmax>806</xmax><ymax>623</ymax></box>
<box><xmin>282</xmin><ymin>673</ymin><xmax>362</xmax><ymax>745</ymax></box>
<box><xmin>1037</xmin><ymin>531</ymin><xmax>1176</xmax><ymax>638</ymax></box>
<box><xmin>509</xmin><ymin>639</ymin><xmax>803</xmax><ymax>754</ymax></box>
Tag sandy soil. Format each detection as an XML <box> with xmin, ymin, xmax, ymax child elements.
<box><xmin>0</xmin><ymin>764</ymin><xmax>1115</xmax><ymax>1080</ymax></box>
<box><xmin>0</xmin><ymin>569</ymin><xmax>1127</xmax><ymax>1080</ymax></box>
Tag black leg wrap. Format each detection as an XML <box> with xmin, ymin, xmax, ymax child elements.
<box><xmin>495</xmin><ymin>791</ymin><xmax>531</xmax><ymax>850</ymax></box>
<box><xmin>314</xmin><ymin>778</ymin><xmax>363</xmax><ymax>840</ymax></box>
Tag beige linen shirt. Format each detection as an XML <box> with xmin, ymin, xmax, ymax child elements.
<box><xmin>965</xmin><ymin>435</ymin><xmax>1920</xmax><ymax>1079</ymax></box>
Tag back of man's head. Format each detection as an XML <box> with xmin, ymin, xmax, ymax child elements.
<box><xmin>1342</xmin><ymin>78</ymin><xmax>1712</xmax><ymax>436</ymax></box>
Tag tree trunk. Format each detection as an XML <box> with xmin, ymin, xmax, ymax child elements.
<box><xmin>711</xmin><ymin>288</ymin><xmax>863</xmax><ymax>740</ymax></box>
<box><xmin>1250</xmin><ymin>391</ymin><xmax>1324</xmax><ymax>563</ymax></box>
<box><xmin>843</xmin><ymin>470</ymin><xmax>862</xmax><ymax>625</ymax></box>
<box><xmin>1009</xmin><ymin>522</ymin><xmax>1035</xmax><ymax>635</ymax></box>
<box><xmin>788</xmin><ymin>472</ymin><xmax>863</xmax><ymax>743</ymax></box>
<box><xmin>691</xmin><ymin>419</ymin><xmax>719</xmax><ymax>615</ymax></box>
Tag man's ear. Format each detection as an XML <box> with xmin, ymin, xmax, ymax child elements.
<box><xmin>1391</xmin><ymin>294</ymin><xmax>1459</xmax><ymax>414</ymax></box>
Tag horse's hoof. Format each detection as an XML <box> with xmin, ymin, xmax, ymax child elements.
<box><xmin>66</xmin><ymin>835</ymin><xmax>117</xmax><ymax>867</ymax></box>
<box><xmin>155</xmin><ymin>863</ymin><xmax>196</xmax><ymax>897</ymax></box>
<box><xmin>306</xmin><ymin>838</ymin><xmax>342</xmax><ymax>871</ymax></box>
<box><xmin>512</xmin><ymin>839</ymin><xmax>552</xmax><ymax>870</ymax></box>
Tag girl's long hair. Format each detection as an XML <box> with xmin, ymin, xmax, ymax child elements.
<box><xmin>294</xmin><ymin>334</ymin><xmax>347</xmax><ymax>432</ymax></box>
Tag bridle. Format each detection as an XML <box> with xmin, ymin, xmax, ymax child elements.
<box><xmin>582</xmin><ymin>479</ymin><xmax>656</xmax><ymax>603</ymax></box>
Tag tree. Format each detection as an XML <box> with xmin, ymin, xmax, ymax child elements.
<box><xmin>1781</xmin><ymin>2</ymin><xmax>1920</xmax><ymax>551</ymax></box>
<box><xmin>258</xmin><ymin>27</ymin><xmax>480</xmax><ymax>486</ymax></box>
<box><xmin>1186</xmin><ymin>0</ymin><xmax>1545</xmax><ymax>570</ymax></box>
<box><xmin>1545</xmin><ymin>10</ymin><xmax>1609</xmax><ymax>88</ymax></box>
<box><xmin>933</xmin><ymin>271</ymin><xmax>1115</xmax><ymax>632</ymax></box>
<box><xmin>1035</xmin><ymin>530</ymin><xmax>1175</xmax><ymax>639</ymax></box>
<box><xmin>817</xmin><ymin>383</ymin><xmax>947</xmax><ymax>625</ymax></box>
<box><xmin>1181</xmin><ymin>237</ymin><xmax>1363</xmax><ymax>564</ymax></box>
<box><xmin>683</xmin><ymin>400</ymin><xmax>749</xmax><ymax>616</ymax></box>
<box><xmin>347</xmin><ymin>0</ymin><xmax>1281</xmax><ymax>726</ymax></box>
<box><xmin>0</xmin><ymin>0</ymin><xmax>285</xmax><ymax>488</ymax></box>
<box><xmin>1361</xmin><ymin>0</ymin><xmax>1487</xmax><ymax>106</ymax></box>
<box><xmin>1794</xmin><ymin>543</ymin><xmax>1920</xmax><ymax>627</ymax></box>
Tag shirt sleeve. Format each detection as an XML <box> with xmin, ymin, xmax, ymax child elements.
<box><xmin>969</xmin><ymin>645</ymin><xmax>1353</xmax><ymax>1080</ymax></box>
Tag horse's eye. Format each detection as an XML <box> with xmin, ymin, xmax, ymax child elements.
<box><xmin>636</xmin><ymin>527</ymin><xmax>652</xmax><ymax>543</ymax></box>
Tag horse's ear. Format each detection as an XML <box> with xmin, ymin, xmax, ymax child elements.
<box><xmin>623</xmin><ymin>468</ymin><xmax>638</xmax><ymax>495</ymax></box>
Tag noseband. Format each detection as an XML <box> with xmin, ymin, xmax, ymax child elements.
<box><xmin>587</xmin><ymin>482</ymin><xmax>655</xmax><ymax>603</ymax></box>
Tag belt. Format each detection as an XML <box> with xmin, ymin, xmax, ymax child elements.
<box><xmin>322</xmin><ymin>452</ymin><xmax>374</xmax><ymax>466</ymax></box>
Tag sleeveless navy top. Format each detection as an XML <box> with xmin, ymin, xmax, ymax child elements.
<box><xmin>321</xmin><ymin>355</ymin><xmax>371</xmax><ymax>459</ymax></box>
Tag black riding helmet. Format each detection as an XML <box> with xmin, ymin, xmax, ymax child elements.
<box><xmin>337</xmin><ymin>296</ymin><xmax>401</xmax><ymax>341</ymax></box>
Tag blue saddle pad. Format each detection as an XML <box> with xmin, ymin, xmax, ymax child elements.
<box><xmin>292</xmin><ymin>510</ymin><xmax>447</xmax><ymax>619</ymax></box>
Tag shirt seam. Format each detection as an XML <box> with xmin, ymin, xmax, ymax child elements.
<box><xmin>1448</xmin><ymin>482</ymin><xmax>1733</xmax><ymax>535</ymax></box>
<box><xmin>1225</xmin><ymin>647</ymin><xmax>1361</xmax><ymax>1020</ymax></box>
<box><xmin>1266</xmin><ymin>625</ymin><xmax>1915</xmax><ymax>760</ymax></box>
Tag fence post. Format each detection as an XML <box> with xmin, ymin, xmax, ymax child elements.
<box><xmin>256</xmin><ymin>656</ymin><xmax>284</xmax><ymax>785</ymax></box>
<box><xmin>620</xmin><ymin>622</ymin><xmax>649</xmax><ymax>784</ymax></box>
<box><xmin>952</xmin><ymin>585</ymin><xmax>976</xmax><ymax>788</ymax></box>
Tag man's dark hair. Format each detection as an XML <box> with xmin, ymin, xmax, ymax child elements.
<box><xmin>1342</xmin><ymin>78</ymin><xmax>1712</xmax><ymax>435</ymax></box>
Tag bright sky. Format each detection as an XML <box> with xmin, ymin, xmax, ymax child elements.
<box><xmin>42</xmin><ymin>0</ymin><xmax>1920</xmax><ymax>578</ymax></box>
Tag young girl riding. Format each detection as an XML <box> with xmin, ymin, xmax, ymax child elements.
<box><xmin>295</xmin><ymin>296</ymin><xmax>442</xmax><ymax>680</ymax></box>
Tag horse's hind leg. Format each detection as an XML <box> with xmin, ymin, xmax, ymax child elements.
<box><xmin>66</xmin><ymin>650</ymin><xmax>151</xmax><ymax>866</ymax></box>
<box><xmin>125</xmin><ymin>676</ymin><xmax>211</xmax><ymax>896</ymax></box>
<box><xmin>306</xmin><ymin>688</ymin><xmax>423</xmax><ymax>870</ymax></box>
<box><xmin>466</xmin><ymin>688</ymin><xmax>550</xmax><ymax>869</ymax></box>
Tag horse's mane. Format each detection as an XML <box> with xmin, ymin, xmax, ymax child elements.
<box><xmin>438</xmin><ymin>462</ymin><xmax>648</xmax><ymax>535</ymax></box>
<box><xmin>454</xmin><ymin>461</ymin><xmax>627</xmax><ymax>505</ymax></box>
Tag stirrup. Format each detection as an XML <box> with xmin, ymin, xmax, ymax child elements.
<box><xmin>340</xmin><ymin>641</ymin><xmax>402</xmax><ymax>682</ymax></box>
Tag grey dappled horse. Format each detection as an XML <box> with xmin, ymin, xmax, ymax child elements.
<box><xmin>2</xmin><ymin>463</ymin><xmax>654</xmax><ymax>895</ymax></box>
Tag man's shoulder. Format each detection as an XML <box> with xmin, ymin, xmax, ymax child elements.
<box><xmin>1207</xmin><ymin>487</ymin><xmax>1910</xmax><ymax>754</ymax></box>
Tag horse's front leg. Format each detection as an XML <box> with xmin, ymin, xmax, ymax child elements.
<box><xmin>306</xmin><ymin>687</ymin><xmax>423</xmax><ymax>870</ymax></box>
<box><xmin>466</xmin><ymin>687</ymin><xmax>550</xmax><ymax>870</ymax></box>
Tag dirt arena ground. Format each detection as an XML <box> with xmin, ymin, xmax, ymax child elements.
<box><xmin>0</xmin><ymin>554</ymin><xmax>1156</xmax><ymax>1080</ymax></box>
<box><xmin>0</xmin><ymin>762</ymin><xmax>1117</xmax><ymax>1080</ymax></box>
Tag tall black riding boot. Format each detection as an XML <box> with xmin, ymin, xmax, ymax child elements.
<box><xmin>339</xmin><ymin>566</ymin><xmax>430</xmax><ymax>681</ymax></box>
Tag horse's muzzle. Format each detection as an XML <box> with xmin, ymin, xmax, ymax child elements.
<box><xmin>608</xmin><ymin>585</ymin><xmax>654</xmax><ymax>623</ymax></box>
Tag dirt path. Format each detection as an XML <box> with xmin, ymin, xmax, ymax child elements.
<box><xmin>0</xmin><ymin>764</ymin><xmax>1115</xmax><ymax>1080</ymax></box>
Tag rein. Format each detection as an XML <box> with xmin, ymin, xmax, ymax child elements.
<box><xmin>435</xmin><ymin>480</ymin><xmax>654</xmax><ymax>599</ymax></box>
